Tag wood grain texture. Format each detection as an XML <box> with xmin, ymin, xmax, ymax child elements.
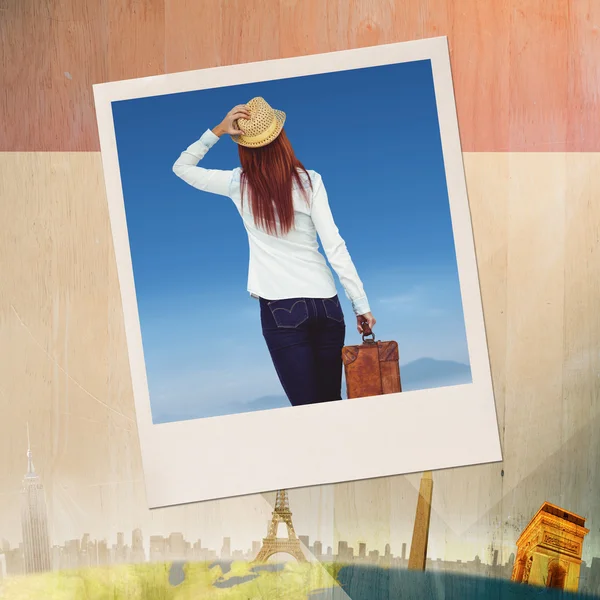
<box><xmin>447</xmin><ymin>1</ymin><xmax>510</xmax><ymax>152</ymax></box>
<box><xmin>2</xmin><ymin>0</ymin><xmax>600</xmax><ymax>587</ymax></box>
<box><xmin>567</xmin><ymin>1</ymin><xmax>600</xmax><ymax>151</ymax></box>
<box><xmin>164</xmin><ymin>0</ymin><xmax>223</xmax><ymax>73</ymax></box>
<box><xmin>0</xmin><ymin>0</ymin><xmax>108</xmax><ymax>152</ymax></box>
<box><xmin>2</xmin><ymin>0</ymin><xmax>600</xmax><ymax>151</ymax></box>
<box><xmin>333</xmin><ymin>154</ymin><xmax>600</xmax><ymax>564</ymax></box>
<box><xmin>220</xmin><ymin>0</ymin><xmax>281</xmax><ymax>66</ymax></box>
<box><xmin>108</xmin><ymin>0</ymin><xmax>166</xmax><ymax>82</ymax></box>
<box><xmin>0</xmin><ymin>153</ymin><xmax>137</xmax><ymax>493</ymax></box>
<box><xmin>509</xmin><ymin>1</ymin><xmax>570</xmax><ymax>151</ymax></box>
<box><xmin>1</xmin><ymin>153</ymin><xmax>598</xmax><ymax>566</ymax></box>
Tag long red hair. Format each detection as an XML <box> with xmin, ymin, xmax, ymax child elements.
<box><xmin>238</xmin><ymin>129</ymin><xmax>312</xmax><ymax>236</ymax></box>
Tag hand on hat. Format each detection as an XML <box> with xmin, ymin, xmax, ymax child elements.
<box><xmin>212</xmin><ymin>105</ymin><xmax>251</xmax><ymax>137</ymax></box>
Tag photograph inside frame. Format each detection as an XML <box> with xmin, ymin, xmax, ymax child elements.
<box><xmin>110</xmin><ymin>55</ymin><xmax>473</xmax><ymax>423</ymax></box>
<box><xmin>95</xmin><ymin>38</ymin><xmax>501</xmax><ymax>506</ymax></box>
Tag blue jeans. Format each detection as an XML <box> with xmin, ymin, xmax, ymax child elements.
<box><xmin>260</xmin><ymin>296</ymin><xmax>346</xmax><ymax>406</ymax></box>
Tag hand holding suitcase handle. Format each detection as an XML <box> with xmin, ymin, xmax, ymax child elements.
<box><xmin>361</xmin><ymin>320</ymin><xmax>373</xmax><ymax>336</ymax></box>
<box><xmin>358</xmin><ymin>313</ymin><xmax>377</xmax><ymax>342</ymax></box>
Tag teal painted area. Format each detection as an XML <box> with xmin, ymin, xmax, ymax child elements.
<box><xmin>334</xmin><ymin>566</ymin><xmax>598</xmax><ymax>600</ymax></box>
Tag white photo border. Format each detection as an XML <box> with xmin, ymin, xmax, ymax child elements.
<box><xmin>93</xmin><ymin>36</ymin><xmax>502</xmax><ymax>508</ymax></box>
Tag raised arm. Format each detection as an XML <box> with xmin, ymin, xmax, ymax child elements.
<box><xmin>310</xmin><ymin>173</ymin><xmax>373</xmax><ymax>326</ymax></box>
<box><xmin>172</xmin><ymin>104</ymin><xmax>251</xmax><ymax>197</ymax></box>
<box><xmin>172</xmin><ymin>131</ymin><xmax>235</xmax><ymax>196</ymax></box>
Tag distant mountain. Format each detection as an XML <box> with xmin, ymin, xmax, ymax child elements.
<box><xmin>207</xmin><ymin>394</ymin><xmax>290</xmax><ymax>416</ymax></box>
<box><xmin>154</xmin><ymin>395</ymin><xmax>290</xmax><ymax>423</ymax></box>
<box><xmin>243</xmin><ymin>395</ymin><xmax>290</xmax><ymax>412</ymax></box>
<box><xmin>153</xmin><ymin>358</ymin><xmax>471</xmax><ymax>423</ymax></box>
<box><xmin>400</xmin><ymin>357</ymin><xmax>472</xmax><ymax>391</ymax></box>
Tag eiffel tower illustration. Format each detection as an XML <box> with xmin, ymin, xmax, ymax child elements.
<box><xmin>253</xmin><ymin>489</ymin><xmax>307</xmax><ymax>563</ymax></box>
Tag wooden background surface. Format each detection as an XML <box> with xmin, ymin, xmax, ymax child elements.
<box><xmin>2</xmin><ymin>0</ymin><xmax>600</xmax><ymax>153</ymax></box>
<box><xmin>1</xmin><ymin>0</ymin><xmax>600</xmax><ymax>587</ymax></box>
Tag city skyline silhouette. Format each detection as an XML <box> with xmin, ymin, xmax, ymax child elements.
<box><xmin>4</xmin><ymin>523</ymin><xmax>600</xmax><ymax>595</ymax></box>
<box><xmin>3</xmin><ymin>435</ymin><xmax>600</xmax><ymax>596</ymax></box>
<box><xmin>3</xmin><ymin>427</ymin><xmax>600</xmax><ymax>567</ymax></box>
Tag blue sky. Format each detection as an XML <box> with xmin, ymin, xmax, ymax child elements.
<box><xmin>112</xmin><ymin>59</ymin><xmax>471</xmax><ymax>423</ymax></box>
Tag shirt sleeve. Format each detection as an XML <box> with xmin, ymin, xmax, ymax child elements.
<box><xmin>172</xmin><ymin>129</ymin><xmax>235</xmax><ymax>197</ymax></box>
<box><xmin>310</xmin><ymin>173</ymin><xmax>371</xmax><ymax>316</ymax></box>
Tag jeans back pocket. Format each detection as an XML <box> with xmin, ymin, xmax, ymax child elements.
<box><xmin>323</xmin><ymin>296</ymin><xmax>345</xmax><ymax>323</ymax></box>
<box><xmin>268</xmin><ymin>298</ymin><xmax>309</xmax><ymax>329</ymax></box>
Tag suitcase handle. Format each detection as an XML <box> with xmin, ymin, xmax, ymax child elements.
<box><xmin>361</xmin><ymin>320</ymin><xmax>375</xmax><ymax>342</ymax></box>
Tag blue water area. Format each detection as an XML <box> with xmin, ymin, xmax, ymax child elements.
<box><xmin>309</xmin><ymin>587</ymin><xmax>352</xmax><ymax>599</ymax></box>
<box><xmin>208</xmin><ymin>560</ymin><xmax>234</xmax><ymax>575</ymax></box>
<box><xmin>210</xmin><ymin>562</ymin><xmax>291</xmax><ymax>588</ymax></box>
<box><xmin>168</xmin><ymin>560</ymin><xmax>186</xmax><ymax>586</ymax></box>
<box><xmin>213</xmin><ymin>574</ymin><xmax>259</xmax><ymax>588</ymax></box>
<box><xmin>335</xmin><ymin>566</ymin><xmax>598</xmax><ymax>600</ymax></box>
<box><xmin>251</xmin><ymin>563</ymin><xmax>286</xmax><ymax>573</ymax></box>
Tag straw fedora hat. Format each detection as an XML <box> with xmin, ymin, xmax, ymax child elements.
<box><xmin>231</xmin><ymin>97</ymin><xmax>286</xmax><ymax>148</ymax></box>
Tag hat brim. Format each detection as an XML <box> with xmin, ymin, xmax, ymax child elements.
<box><xmin>231</xmin><ymin>110</ymin><xmax>286</xmax><ymax>148</ymax></box>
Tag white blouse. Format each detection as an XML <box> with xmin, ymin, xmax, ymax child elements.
<box><xmin>172</xmin><ymin>129</ymin><xmax>371</xmax><ymax>316</ymax></box>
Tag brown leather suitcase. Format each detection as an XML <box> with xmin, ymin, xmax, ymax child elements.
<box><xmin>342</xmin><ymin>324</ymin><xmax>402</xmax><ymax>399</ymax></box>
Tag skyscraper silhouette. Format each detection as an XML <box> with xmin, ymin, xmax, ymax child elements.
<box><xmin>131</xmin><ymin>528</ymin><xmax>145</xmax><ymax>563</ymax></box>
<box><xmin>358</xmin><ymin>543</ymin><xmax>366</xmax><ymax>559</ymax></box>
<box><xmin>221</xmin><ymin>536</ymin><xmax>231</xmax><ymax>559</ymax></box>
<box><xmin>20</xmin><ymin>426</ymin><xmax>51</xmax><ymax>574</ymax></box>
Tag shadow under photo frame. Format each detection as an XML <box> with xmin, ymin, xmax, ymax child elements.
<box><xmin>93</xmin><ymin>36</ymin><xmax>502</xmax><ymax>508</ymax></box>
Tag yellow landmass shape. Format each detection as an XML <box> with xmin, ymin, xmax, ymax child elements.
<box><xmin>0</xmin><ymin>560</ymin><xmax>340</xmax><ymax>600</ymax></box>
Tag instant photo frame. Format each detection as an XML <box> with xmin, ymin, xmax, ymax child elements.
<box><xmin>93</xmin><ymin>36</ymin><xmax>502</xmax><ymax>508</ymax></box>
